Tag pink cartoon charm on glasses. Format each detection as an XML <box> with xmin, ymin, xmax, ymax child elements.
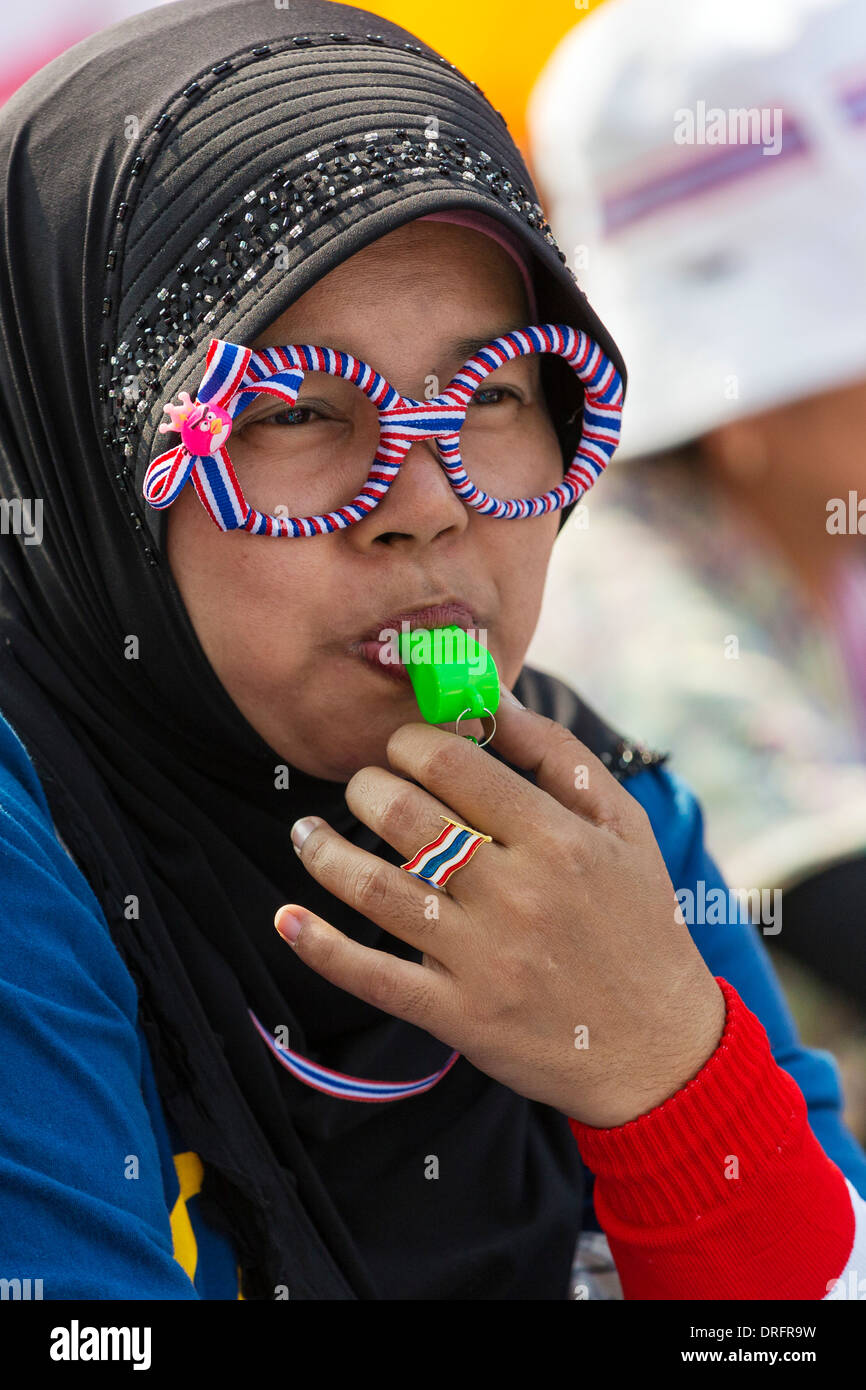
<box><xmin>159</xmin><ymin>391</ymin><xmax>233</xmax><ymax>456</ymax></box>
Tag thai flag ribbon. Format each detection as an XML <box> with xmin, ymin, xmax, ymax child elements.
<box><xmin>248</xmin><ymin>1010</ymin><xmax>460</xmax><ymax>1102</ymax></box>
<box><xmin>143</xmin><ymin>339</ymin><xmax>252</xmax><ymax>515</ymax></box>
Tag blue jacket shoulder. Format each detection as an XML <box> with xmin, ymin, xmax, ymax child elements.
<box><xmin>0</xmin><ymin>707</ymin><xmax>200</xmax><ymax>1298</ymax></box>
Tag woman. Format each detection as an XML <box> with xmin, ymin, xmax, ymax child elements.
<box><xmin>527</xmin><ymin>0</ymin><xmax>866</xmax><ymax>1010</ymax></box>
<box><xmin>0</xmin><ymin>0</ymin><xmax>863</xmax><ymax>1302</ymax></box>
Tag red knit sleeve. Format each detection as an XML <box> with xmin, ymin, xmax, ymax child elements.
<box><xmin>568</xmin><ymin>977</ymin><xmax>855</xmax><ymax>1299</ymax></box>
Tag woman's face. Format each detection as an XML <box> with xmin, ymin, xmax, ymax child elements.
<box><xmin>167</xmin><ymin>220</ymin><xmax>563</xmax><ymax>780</ymax></box>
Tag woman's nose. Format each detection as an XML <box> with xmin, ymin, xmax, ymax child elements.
<box><xmin>357</xmin><ymin>433</ymin><xmax>469</xmax><ymax>541</ymax></box>
<box><xmin>392</xmin><ymin>433</ymin><xmax>462</xmax><ymax>498</ymax></box>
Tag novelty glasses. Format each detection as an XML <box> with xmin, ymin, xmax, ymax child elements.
<box><xmin>143</xmin><ymin>324</ymin><xmax>623</xmax><ymax>537</ymax></box>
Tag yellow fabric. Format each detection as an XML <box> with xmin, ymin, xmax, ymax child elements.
<box><xmin>169</xmin><ymin>1151</ymin><xmax>204</xmax><ymax>1287</ymax></box>
<box><xmin>170</xmin><ymin>1150</ymin><xmax>244</xmax><ymax>1299</ymax></box>
<box><xmin>365</xmin><ymin>0</ymin><xmax>604</xmax><ymax>152</ymax></box>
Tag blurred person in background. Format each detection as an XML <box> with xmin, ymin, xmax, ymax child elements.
<box><xmin>0</xmin><ymin>0</ymin><xmax>174</xmax><ymax>106</ymax></box>
<box><xmin>527</xmin><ymin>0</ymin><xmax>866</xmax><ymax>1016</ymax></box>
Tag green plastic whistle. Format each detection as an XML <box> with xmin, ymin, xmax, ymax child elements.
<box><xmin>398</xmin><ymin>625</ymin><xmax>500</xmax><ymax>739</ymax></box>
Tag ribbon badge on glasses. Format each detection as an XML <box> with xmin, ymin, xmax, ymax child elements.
<box><xmin>143</xmin><ymin>324</ymin><xmax>623</xmax><ymax>537</ymax></box>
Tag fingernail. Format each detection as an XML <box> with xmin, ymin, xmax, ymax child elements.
<box><xmin>291</xmin><ymin>816</ymin><xmax>321</xmax><ymax>855</ymax></box>
<box><xmin>275</xmin><ymin>906</ymin><xmax>306</xmax><ymax>943</ymax></box>
<box><xmin>500</xmin><ymin>686</ymin><xmax>525</xmax><ymax>709</ymax></box>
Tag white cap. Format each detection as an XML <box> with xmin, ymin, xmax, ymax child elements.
<box><xmin>528</xmin><ymin>0</ymin><xmax>866</xmax><ymax>458</ymax></box>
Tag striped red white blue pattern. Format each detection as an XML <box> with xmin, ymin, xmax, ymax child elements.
<box><xmin>400</xmin><ymin>816</ymin><xmax>492</xmax><ymax>889</ymax></box>
<box><xmin>143</xmin><ymin>339</ymin><xmax>252</xmax><ymax>519</ymax></box>
<box><xmin>248</xmin><ymin>1009</ymin><xmax>460</xmax><ymax>1102</ymax></box>
<box><xmin>144</xmin><ymin>324</ymin><xmax>623</xmax><ymax>535</ymax></box>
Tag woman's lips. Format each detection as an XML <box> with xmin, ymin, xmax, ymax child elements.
<box><xmin>353</xmin><ymin>640</ymin><xmax>412</xmax><ymax>683</ymax></box>
<box><xmin>350</xmin><ymin>601</ymin><xmax>481</xmax><ymax>685</ymax></box>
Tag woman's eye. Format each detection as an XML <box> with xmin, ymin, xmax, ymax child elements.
<box><xmin>471</xmin><ymin>386</ymin><xmax>519</xmax><ymax>407</ymax></box>
<box><xmin>253</xmin><ymin>405</ymin><xmax>322</xmax><ymax>427</ymax></box>
<box><xmin>275</xmin><ymin>406</ymin><xmax>318</xmax><ymax>425</ymax></box>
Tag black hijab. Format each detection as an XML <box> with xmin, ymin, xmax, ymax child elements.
<box><xmin>0</xmin><ymin>0</ymin><xmax>637</xmax><ymax>1299</ymax></box>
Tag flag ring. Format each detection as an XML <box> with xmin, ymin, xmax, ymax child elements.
<box><xmin>400</xmin><ymin>813</ymin><xmax>494</xmax><ymax>890</ymax></box>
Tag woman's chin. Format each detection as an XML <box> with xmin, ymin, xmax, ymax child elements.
<box><xmin>269</xmin><ymin>706</ymin><xmax>487</xmax><ymax>783</ymax></box>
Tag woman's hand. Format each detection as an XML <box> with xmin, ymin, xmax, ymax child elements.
<box><xmin>277</xmin><ymin>693</ymin><xmax>726</xmax><ymax>1128</ymax></box>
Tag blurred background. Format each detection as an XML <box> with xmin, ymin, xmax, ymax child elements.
<box><xmin>0</xmin><ymin>0</ymin><xmax>606</xmax><ymax>145</ymax></box>
<box><xmin>5</xmin><ymin>0</ymin><xmax>864</xmax><ymax>1143</ymax></box>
